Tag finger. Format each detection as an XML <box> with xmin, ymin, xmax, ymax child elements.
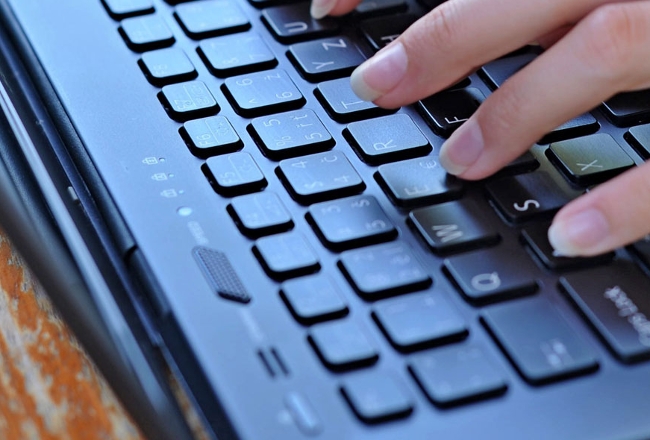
<box><xmin>310</xmin><ymin>0</ymin><xmax>362</xmax><ymax>19</ymax></box>
<box><xmin>535</xmin><ymin>24</ymin><xmax>573</xmax><ymax>48</ymax></box>
<box><xmin>438</xmin><ymin>1</ymin><xmax>650</xmax><ymax>180</ymax></box>
<box><xmin>350</xmin><ymin>0</ymin><xmax>619</xmax><ymax>107</ymax></box>
<box><xmin>548</xmin><ymin>161</ymin><xmax>650</xmax><ymax>256</ymax></box>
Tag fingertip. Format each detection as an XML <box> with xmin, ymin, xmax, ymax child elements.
<box><xmin>438</xmin><ymin>119</ymin><xmax>485</xmax><ymax>177</ymax></box>
<box><xmin>310</xmin><ymin>0</ymin><xmax>337</xmax><ymax>19</ymax></box>
<box><xmin>548</xmin><ymin>208</ymin><xmax>611</xmax><ymax>257</ymax></box>
<box><xmin>349</xmin><ymin>66</ymin><xmax>382</xmax><ymax>102</ymax></box>
<box><xmin>349</xmin><ymin>42</ymin><xmax>408</xmax><ymax>102</ymax></box>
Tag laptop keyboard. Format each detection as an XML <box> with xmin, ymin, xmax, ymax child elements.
<box><xmin>93</xmin><ymin>0</ymin><xmax>650</xmax><ymax>433</ymax></box>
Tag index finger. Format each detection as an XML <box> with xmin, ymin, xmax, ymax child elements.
<box><xmin>349</xmin><ymin>0</ymin><xmax>616</xmax><ymax>108</ymax></box>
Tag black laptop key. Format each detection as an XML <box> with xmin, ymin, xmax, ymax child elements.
<box><xmin>345</xmin><ymin>114</ymin><xmax>431</xmax><ymax>165</ymax></box>
<box><xmin>480</xmin><ymin>52</ymin><xmax>599</xmax><ymax>142</ymax></box>
<box><xmin>255</xmin><ymin>232</ymin><xmax>320</xmax><ymax>279</ymax></box>
<box><xmin>159</xmin><ymin>80</ymin><xmax>219</xmax><ymax>121</ymax></box>
<box><xmin>603</xmin><ymin>90</ymin><xmax>650</xmax><ymax>127</ymax></box>
<box><xmin>444</xmin><ymin>247</ymin><xmax>538</xmax><ymax>304</ymax></box>
<box><xmin>373</xmin><ymin>292</ymin><xmax>467</xmax><ymax>352</ymax></box>
<box><xmin>198</xmin><ymin>33</ymin><xmax>277</xmax><ymax>78</ymax></box>
<box><xmin>315</xmin><ymin>78</ymin><xmax>395</xmax><ymax>123</ymax></box>
<box><xmin>479</xmin><ymin>52</ymin><xmax>537</xmax><ymax>90</ymax></box>
<box><xmin>278</xmin><ymin>151</ymin><xmax>365</xmax><ymax>204</ymax></box>
<box><xmin>494</xmin><ymin>151</ymin><xmax>540</xmax><ymax>177</ymax></box>
<box><xmin>548</xmin><ymin>133</ymin><xmax>634</xmax><ymax>186</ymax></box>
<box><xmin>417</xmin><ymin>0</ymin><xmax>446</xmax><ymax>9</ymax></box>
<box><xmin>250</xmin><ymin>109</ymin><xmax>334</xmax><ymax>160</ymax></box>
<box><xmin>539</xmin><ymin>113</ymin><xmax>600</xmax><ymax>144</ymax></box>
<box><xmin>140</xmin><ymin>48</ymin><xmax>197</xmax><ymax>87</ymax></box>
<box><xmin>249</xmin><ymin>0</ymin><xmax>301</xmax><ymax>7</ymax></box>
<box><xmin>308</xmin><ymin>195</ymin><xmax>396</xmax><ymax>251</ymax></box>
<box><xmin>409</xmin><ymin>200</ymin><xmax>500</xmax><ymax>255</ymax></box>
<box><xmin>483</xmin><ymin>298</ymin><xmax>599</xmax><ymax>384</ymax></box>
<box><xmin>360</xmin><ymin>14</ymin><xmax>418</xmax><ymax>50</ymax></box>
<box><xmin>626</xmin><ymin>123</ymin><xmax>650</xmax><ymax>159</ymax></box>
<box><xmin>288</xmin><ymin>37</ymin><xmax>366</xmax><ymax>82</ymax></box>
<box><xmin>262</xmin><ymin>3</ymin><xmax>339</xmax><ymax>44</ymax></box>
<box><xmin>521</xmin><ymin>223</ymin><xmax>614</xmax><ymax>271</ymax></box>
<box><xmin>204</xmin><ymin>152</ymin><xmax>266</xmax><ymax>196</ymax></box>
<box><xmin>560</xmin><ymin>262</ymin><xmax>650</xmax><ymax>363</ymax></box>
<box><xmin>119</xmin><ymin>15</ymin><xmax>174</xmax><ymax>52</ymax></box>
<box><xmin>281</xmin><ymin>274</ymin><xmax>348</xmax><ymax>325</ymax></box>
<box><xmin>339</xmin><ymin>242</ymin><xmax>431</xmax><ymax>300</ymax></box>
<box><xmin>102</xmin><ymin>0</ymin><xmax>153</xmax><ymax>19</ymax></box>
<box><xmin>355</xmin><ymin>0</ymin><xmax>407</xmax><ymax>17</ymax></box>
<box><xmin>485</xmin><ymin>171</ymin><xmax>579</xmax><ymax>223</ymax></box>
<box><xmin>341</xmin><ymin>371</ymin><xmax>413</xmax><ymax>424</ymax></box>
<box><xmin>229</xmin><ymin>192</ymin><xmax>293</xmax><ymax>237</ymax></box>
<box><xmin>309</xmin><ymin>320</ymin><xmax>379</xmax><ymax>371</ymax></box>
<box><xmin>418</xmin><ymin>88</ymin><xmax>485</xmax><ymax>138</ymax></box>
<box><xmin>181</xmin><ymin>116</ymin><xmax>241</xmax><ymax>158</ymax></box>
<box><xmin>629</xmin><ymin>236</ymin><xmax>650</xmax><ymax>270</ymax></box>
<box><xmin>409</xmin><ymin>344</ymin><xmax>507</xmax><ymax>407</ymax></box>
<box><xmin>376</xmin><ymin>157</ymin><xmax>464</xmax><ymax>207</ymax></box>
<box><xmin>175</xmin><ymin>0</ymin><xmax>250</xmax><ymax>39</ymax></box>
<box><xmin>223</xmin><ymin>69</ymin><xmax>306</xmax><ymax>118</ymax></box>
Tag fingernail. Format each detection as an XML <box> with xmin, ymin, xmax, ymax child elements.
<box><xmin>548</xmin><ymin>209</ymin><xmax>610</xmax><ymax>257</ymax></box>
<box><xmin>350</xmin><ymin>42</ymin><xmax>408</xmax><ymax>102</ymax></box>
<box><xmin>439</xmin><ymin>119</ymin><xmax>484</xmax><ymax>176</ymax></box>
<box><xmin>310</xmin><ymin>0</ymin><xmax>337</xmax><ymax>19</ymax></box>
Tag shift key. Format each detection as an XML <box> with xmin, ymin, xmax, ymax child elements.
<box><xmin>560</xmin><ymin>262</ymin><xmax>650</xmax><ymax>363</ymax></box>
<box><xmin>482</xmin><ymin>298</ymin><xmax>598</xmax><ymax>385</ymax></box>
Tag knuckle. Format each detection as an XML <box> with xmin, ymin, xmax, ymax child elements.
<box><xmin>581</xmin><ymin>5</ymin><xmax>640</xmax><ymax>81</ymax></box>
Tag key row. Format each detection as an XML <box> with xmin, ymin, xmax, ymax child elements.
<box><xmin>308</xmin><ymin>290</ymin><xmax>631</xmax><ymax>424</ymax></box>
<box><xmin>106</xmin><ymin>0</ymin><xmax>250</xmax><ymax>37</ymax></box>
<box><xmin>336</xmin><ymin>342</ymin><xmax>507</xmax><ymax>424</ymax></box>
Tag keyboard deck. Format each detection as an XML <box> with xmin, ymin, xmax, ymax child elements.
<box><xmin>6</xmin><ymin>0</ymin><xmax>650</xmax><ymax>438</ymax></box>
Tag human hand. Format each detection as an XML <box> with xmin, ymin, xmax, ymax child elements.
<box><xmin>311</xmin><ymin>0</ymin><xmax>650</xmax><ymax>257</ymax></box>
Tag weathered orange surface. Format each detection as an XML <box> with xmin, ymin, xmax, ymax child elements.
<box><xmin>0</xmin><ymin>232</ymin><xmax>143</xmax><ymax>440</ymax></box>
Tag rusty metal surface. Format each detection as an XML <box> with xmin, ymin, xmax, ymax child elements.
<box><xmin>0</xmin><ymin>231</ymin><xmax>143</xmax><ymax>440</ymax></box>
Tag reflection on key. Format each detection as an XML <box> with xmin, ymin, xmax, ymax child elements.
<box><xmin>278</xmin><ymin>151</ymin><xmax>365</xmax><ymax>204</ymax></box>
<box><xmin>482</xmin><ymin>298</ymin><xmax>598</xmax><ymax>384</ymax></box>
<box><xmin>339</xmin><ymin>242</ymin><xmax>431</xmax><ymax>299</ymax></box>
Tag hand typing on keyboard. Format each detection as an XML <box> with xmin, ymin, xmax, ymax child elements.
<box><xmin>312</xmin><ymin>0</ymin><xmax>650</xmax><ymax>258</ymax></box>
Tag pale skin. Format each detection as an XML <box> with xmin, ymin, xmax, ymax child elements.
<box><xmin>310</xmin><ymin>0</ymin><xmax>650</xmax><ymax>257</ymax></box>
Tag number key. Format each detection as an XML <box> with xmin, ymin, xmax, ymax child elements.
<box><xmin>120</xmin><ymin>15</ymin><xmax>174</xmax><ymax>52</ymax></box>
<box><xmin>175</xmin><ymin>0</ymin><xmax>250</xmax><ymax>39</ymax></box>
<box><xmin>181</xmin><ymin>116</ymin><xmax>241</xmax><ymax>158</ymax></box>
<box><xmin>140</xmin><ymin>47</ymin><xmax>197</xmax><ymax>87</ymax></box>
<box><xmin>339</xmin><ymin>242</ymin><xmax>431</xmax><ymax>300</ymax></box>
<box><xmin>199</xmin><ymin>32</ymin><xmax>277</xmax><ymax>78</ymax></box>
<box><xmin>222</xmin><ymin>69</ymin><xmax>306</xmax><ymax>117</ymax></box>
<box><xmin>278</xmin><ymin>151</ymin><xmax>365</xmax><ymax>205</ymax></box>
<box><xmin>249</xmin><ymin>109</ymin><xmax>334</xmax><ymax>160</ymax></box>
<box><xmin>203</xmin><ymin>152</ymin><xmax>266</xmax><ymax>196</ymax></box>
<box><xmin>308</xmin><ymin>195</ymin><xmax>397</xmax><ymax>251</ymax></box>
<box><xmin>159</xmin><ymin>80</ymin><xmax>219</xmax><ymax>121</ymax></box>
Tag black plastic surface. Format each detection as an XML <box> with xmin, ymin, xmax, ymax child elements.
<box><xmin>2</xmin><ymin>0</ymin><xmax>650</xmax><ymax>439</ymax></box>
